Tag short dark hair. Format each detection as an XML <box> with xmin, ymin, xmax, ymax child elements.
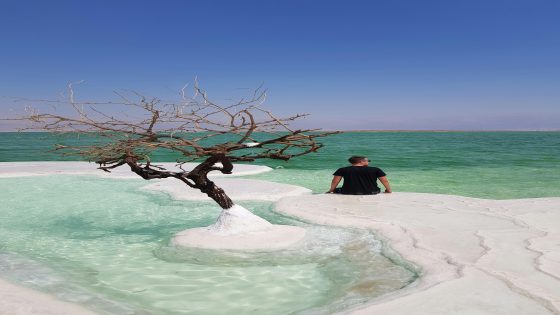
<box><xmin>348</xmin><ymin>156</ymin><xmax>368</xmax><ymax>164</ymax></box>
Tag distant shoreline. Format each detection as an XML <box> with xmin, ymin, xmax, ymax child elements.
<box><xmin>325</xmin><ymin>129</ymin><xmax>560</xmax><ymax>133</ymax></box>
<box><xmin>1</xmin><ymin>129</ymin><xmax>559</xmax><ymax>133</ymax></box>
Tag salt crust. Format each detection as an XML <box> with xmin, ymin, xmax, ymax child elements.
<box><xmin>275</xmin><ymin>193</ymin><xmax>560</xmax><ymax>315</ymax></box>
<box><xmin>171</xmin><ymin>204</ymin><xmax>307</xmax><ymax>250</ymax></box>
<box><xmin>142</xmin><ymin>178</ymin><xmax>312</xmax><ymax>201</ymax></box>
<box><xmin>0</xmin><ymin>161</ymin><xmax>272</xmax><ymax>178</ymax></box>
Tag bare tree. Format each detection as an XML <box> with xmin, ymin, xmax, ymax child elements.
<box><xmin>9</xmin><ymin>82</ymin><xmax>338</xmax><ymax>210</ymax></box>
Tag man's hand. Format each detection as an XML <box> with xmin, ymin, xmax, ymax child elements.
<box><xmin>379</xmin><ymin>176</ymin><xmax>392</xmax><ymax>194</ymax></box>
<box><xmin>328</xmin><ymin>176</ymin><xmax>342</xmax><ymax>194</ymax></box>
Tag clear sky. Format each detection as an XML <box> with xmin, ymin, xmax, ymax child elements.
<box><xmin>1</xmin><ymin>0</ymin><xmax>559</xmax><ymax>130</ymax></box>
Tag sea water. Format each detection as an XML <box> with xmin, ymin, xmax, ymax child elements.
<box><xmin>0</xmin><ymin>175</ymin><xmax>415</xmax><ymax>314</ymax></box>
<box><xmin>1</xmin><ymin>131</ymin><xmax>559</xmax><ymax>199</ymax></box>
<box><xmin>0</xmin><ymin>132</ymin><xmax>559</xmax><ymax>314</ymax></box>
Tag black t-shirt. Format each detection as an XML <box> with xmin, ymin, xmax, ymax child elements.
<box><xmin>333</xmin><ymin>166</ymin><xmax>386</xmax><ymax>195</ymax></box>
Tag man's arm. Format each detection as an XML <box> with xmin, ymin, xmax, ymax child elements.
<box><xmin>327</xmin><ymin>176</ymin><xmax>342</xmax><ymax>193</ymax></box>
<box><xmin>379</xmin><ymin>176</ymin><xmax>392</xmax><ymax>193</ymax></box>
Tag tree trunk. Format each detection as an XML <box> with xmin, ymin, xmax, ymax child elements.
<box><xmin>124</xmin><ymin>154</ymin><xmax>235</xmax><ymax>209</ymax></box>
<box><xmin>186</xmin><ymin>154</ymin><xmax>235</xmax><ymax>209</ymax></box>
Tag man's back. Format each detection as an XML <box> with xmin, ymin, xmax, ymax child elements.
<box><xmin>333</xmin><ymin>166</ymin><xmax>386</xmax><ymax>195</ymax></box>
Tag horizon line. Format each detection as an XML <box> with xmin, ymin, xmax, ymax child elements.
<box><xmin>1</xmin><ymin>129</ymin><xmax>559</xmax><ymax>133</ymax></box>
<box><xmin>324</xmin><ymin>129</ymin><xmax>560</xmax><ymax>132</ymax></box>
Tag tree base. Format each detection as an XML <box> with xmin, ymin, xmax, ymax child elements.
<box><xmin>171</xmin><ymin>205</ymin><xmax>306</xmax><ymax>250</ymax></box>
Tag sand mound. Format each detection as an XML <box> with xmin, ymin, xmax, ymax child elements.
<box><xmin>171</xmin><ymin>204</ymin><xmax>306</xmax><ymax>250</ymax></box>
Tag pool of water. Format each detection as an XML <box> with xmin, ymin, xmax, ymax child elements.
<box><xmin>0</xmin><ymin>175</ymin><xmax>416</xmax><ymax>314</ymax></box>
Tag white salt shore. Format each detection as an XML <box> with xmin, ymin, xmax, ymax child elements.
<box><xmin>142</xmin><ymin>177</ymin><xmax>311</xmax><ymax>201</ymax></box>
<box><xmin>275</xmin><ymin>193</ymin><xmax>560</xmax><ymax>315</ymax></box>
<box><xmin>0</xmin><ymin>161</ymin><xmax>273</xmax><ymax>178</ymax></box>
<box><xmin>1</xmin><ymin>162</ymin><xmax>559</xmax><ymax>314</ymax></box>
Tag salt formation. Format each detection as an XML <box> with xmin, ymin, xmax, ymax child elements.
<box><xmin>207</xmin><ymin>204</ymin><xmax>274</xmax><ymax>235</ymax></box>
<box><xmin>172</xmin><ymin>204</ymin><xmax>306</xmax><ymax>250</ymax></box>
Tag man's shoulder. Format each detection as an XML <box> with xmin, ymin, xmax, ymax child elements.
<box><xmin>339</xmin><ymin>166</ymin><xmax>369</xmax><ymax>173</ymax></box>
<box><xmin>333</xmin><ymin>166</ymin><xmax>349</xmax><ymax>175</ymax></box>
<box><xmin>335</xmin><ymin>166</ymin><xmax>385</xmax><ymax>174</ymax></box>
<box><xmin>368</xmin><ymin>166</ymin><xmax>386</xmax><ymax>176</ymax></box>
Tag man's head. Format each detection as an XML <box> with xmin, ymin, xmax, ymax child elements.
<box><xmin>348</xmin><ymin>156</ymin><xmax>370</xmax><ymax>166</ymax></box>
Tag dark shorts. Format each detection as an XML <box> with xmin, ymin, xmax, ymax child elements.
<box><xmin>334</xmin><ymin>188</ymin><xmax>380</xmax><ymax>195</ymax></box>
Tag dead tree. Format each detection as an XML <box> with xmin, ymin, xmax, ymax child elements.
<box><xmin>10</xmin><ymin>82</ymin><xmax>338</xmax><ymax>209</ymax></box>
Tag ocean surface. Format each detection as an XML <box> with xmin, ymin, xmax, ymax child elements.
<box><xmin>0</xmin><ymin>131</ymin><xmax>559</xmax><ymax>314</ymax></box>
<box><xmin>2</xmin><ymin>131</ymin><xmax>560</xmax><ymax>199</ymax></box>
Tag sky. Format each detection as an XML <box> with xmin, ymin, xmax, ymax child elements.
<box><xmin>1</xmin><ymin>0</ymin><xmax>559</xmax><ymax>131</ymax></box>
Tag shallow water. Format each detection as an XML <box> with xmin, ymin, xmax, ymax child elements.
<box><xmin>0</xmin><ymin>175</ymin><xmax>415</xmax><ymax>314</ymax></box>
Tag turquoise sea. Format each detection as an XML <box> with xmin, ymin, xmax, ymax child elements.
<box><xmin>2</xmin><ymin>131</ymin><xmax>560</xmax><ymax>199</ymax></box>
<box><xmin>0</xmin><ymin>131</ymin><xmax>559</xmax><ymax>314</ymax></box>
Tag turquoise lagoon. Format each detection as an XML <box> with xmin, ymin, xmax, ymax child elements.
<box><xmin>0</xmin><ymin>132</ymin><xmax>559</xmax><ymax>314</ymax></box>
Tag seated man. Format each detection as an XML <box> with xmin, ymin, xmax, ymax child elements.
<box><xmin>327</xmin><ymin>156</ymin><xmax>392</xmax><ymax>195</ymax></box>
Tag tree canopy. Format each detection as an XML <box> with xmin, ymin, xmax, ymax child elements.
<box><xmin>10</xmin><ymin>82</ymin><xmax>338</xmax><ymax>209</ymax></box>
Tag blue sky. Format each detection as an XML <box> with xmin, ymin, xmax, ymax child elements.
<box><xmin>1</xmin><ymin>0</ymin><xmax>559</xmax><ymax>130</ymax></box>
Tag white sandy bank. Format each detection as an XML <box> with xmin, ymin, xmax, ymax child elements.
<box><xmin>275</xmin><ymin>193</ymin><xmax>560</xmax><ymax>315</ymax></box>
